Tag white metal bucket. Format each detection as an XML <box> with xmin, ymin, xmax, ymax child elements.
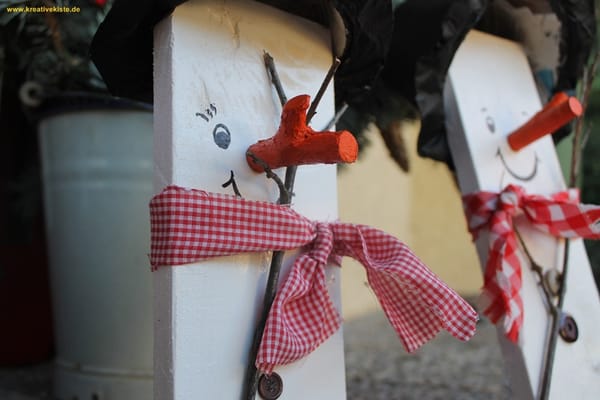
<box><xmin>38</xmin><ymin>100</ymin><xmax>153</xmax><ymax>400</ymax></box>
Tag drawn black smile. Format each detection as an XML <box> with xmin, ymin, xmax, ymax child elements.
<box><xmin>496</xmin><ymin>148</ymin><xmax>538</xmax><ymax>181</ymax></box>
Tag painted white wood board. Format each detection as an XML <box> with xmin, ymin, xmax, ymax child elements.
<box><xmin>153</xmin><ymin>1</ymin><xmax>345</xmax><ymax>399</ymax></box>
<box><xmin>445</xmin><ymin>30</ymin><xmax>600</xmax><ymax>400</ymax></box>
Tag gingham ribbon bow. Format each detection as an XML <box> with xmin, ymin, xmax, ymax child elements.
<box><xmin>150</xmin><ymin>185</ymin><xmax>478</xmax><ymax>373</ymax></box>
<box><xmin>463</xmin><ymin>184</ymin><xmax>600</xmax><ymax>342</ymax></box>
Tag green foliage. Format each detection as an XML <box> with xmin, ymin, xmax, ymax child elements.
<box><xmin>579</xmin><ymin>1</ymin><xmax>600</xmax><ymax>288</ymax></box>
<box><xmin>582</xmin><ymin>105</ymin><xmax>600</xmax><ymax>287</ymax></box>
<box><xmin>0</xmin><ymin>0</ymin><xmax>111</xmax><ymax>97</ymax></box>
<box><xmin>391</xmin><ymin>0</ymin><xmax>408</xmax><ymax>10</ymax></box>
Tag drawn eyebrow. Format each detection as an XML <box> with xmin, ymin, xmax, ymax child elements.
<box><xmin>195</xmin><ymin>112</ymin><xmax>209</xmax><ymax>122</ymax></box>
<box><xmin>195</xmin><ymin>103</ymin><xmax>218</xmax><ymax>122</ymax></box>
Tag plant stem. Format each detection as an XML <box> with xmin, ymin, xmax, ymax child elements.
<box><xmin>283</xmin><ymin>57</ymin><xmax>340</xmax><ymax>196</ymax></box>
<box><xmin>538</xmin><ymin>240</ymin><xmax>569</xmax><ymax>400</ymax></box>
<box><xmin>569</xmin><ymin>51</ymin><xmax>600</xmax><ymax>188</ymax></box>
<box><xmin>539</xmin><ymin>47</ymin><xmax>599</xmax><ymax>400</ymax></box>
<box><xmin>242</xmin><ymin>52</ymin><xmax>290</xmax><ymax>400</ymax></box>
<box><xmin>242</xmin><ymin>52</ymin><xmax>341</xmax><ymax>400</ymax></box>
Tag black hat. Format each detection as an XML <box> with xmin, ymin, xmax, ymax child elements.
<box><xmin>91</xmin><ymin>0</ymin><xmax>595</xmax><ymax>170</ymax></box>
<box><xmin>344</xmin><ymin>0</ymin><xmax>595</xmax><ymax>170</ymax></box>
<box><xmin>90</xmin><ymin>0</ymin><xmax>394</xmax><ymax>106</ymax></box>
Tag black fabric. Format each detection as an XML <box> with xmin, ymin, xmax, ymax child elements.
<box><xmin>474</xmin><ymin>0</ymin><xmax>596</xmax><ymax>143</ymax></box>
<box><xmin>412</xmin><ymin>0</ymin><xmax>488</xmax><ymax>165</ymax></box>
<box><xmin>333</xmin><ymin>0</ymin><xmax>394</xmax><ymax>106</ymax></box>
<box><xmin>550</xmin><ymin>0</ymin><xmax>596</xmax><ymax>92</ymax></box>
<box><xmin>548</xmin><ymin>0</ymin><xmax>596</xmax><ymax>143</ymax></box>
<box><xmin>251</xmin><ymin>0</ymin><xmax>330</xmax><ymax>26</ymax></box>
<box><xmin>90</xmin><ymin>0</ymin><xmax>186</xmax><ymax>104</ymax></box>
<box><xmin>92</xmin><ymin>0</ymin><xmax>595</xmax><ymax>168</ymax></box>
<box><xmin>408</xmin><ymin>0</ymin><xmax>595</xmax><ymax>165</ymax></box>
<box><xmin>340</xmin><ymin>0</ymin><xmax>594</xmax><ymax>168</ymax></box>
<box><xmin>338</xmin><ymin>0</ymin><xmax>487</xmax><ymax>167</ymax></box>
<box><xmin>91</xmin><ymin>0</ymin><xmax>393</xmax><ymax>106</ymax></box>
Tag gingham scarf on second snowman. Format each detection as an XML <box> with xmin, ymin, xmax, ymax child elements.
<box><xmin>463</xmin><ymin>184</ymin><xmax>600</xmax><ymax>342</ymax></box>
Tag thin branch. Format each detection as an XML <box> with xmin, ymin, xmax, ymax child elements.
<box><xmin>246</xmin><ymin>151</ymin><xmax>290</xmax><ymax>204</ymax></box>
<box><xmin>514</xmin><ymin>229</ymin><xmax>556</xmax><ymax>313</ymax></box>
<box><xmin>539</xmin><ymin>43</ymin><xmax>599</xmax><ymax>400</ymax></box>
<box><xmin>581</xmin><ymin>124</ymin><xmax>593</xmax><ymax>150</ymax></box>
<box><xmin>539</xmin><ymin>239</ymin><xmax>570</xmax><ymax>400</ymax></box>
<box><xmin>569</xmin><ymin>50</ymin><xmax>600</xmax><ymax>188</ymax></box>
<box><xmin>242</xmin><ymin>52</ymin><xmax>291</xmax><ymax>400</ymax></box>
<box><xmin>243</xmin><ymin>52</ymin><xmax>341</xmax><ymax>400</ymax></box>
<box><xmin>264</xmin><ymin>51</ymin><xmax>287</xmax><ymax>106</ymax></box>
<box><xmin>42</xmin><ymin>1</ymin><xmax>71</xmax><ymax>64</ymax></box>
<box><xmin>306</xmin><ymin>57</ymin><xmax>341</xmax><ymax>122</ymax></box>
<box><xmin>324</xmin><ymin>102</ymin><xmax>349</xmax><ymax>130</ymax></box>
<box><xmin>284</xmin><ymin>57</ymin><xmax>341</xmax><ymax>194</ymax></box>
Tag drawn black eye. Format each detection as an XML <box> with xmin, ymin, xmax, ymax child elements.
<box><xmin>486</xmin><ymin>116</ymin><xmax>495</xmax><ymax>133</ymax></box>
<box><xmin>212</xmin><ymin>123</ymin><xmax>231</xmax><ymax>149</ymax></box>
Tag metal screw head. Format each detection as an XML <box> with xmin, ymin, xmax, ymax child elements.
<box><xmin>258</xmin><ymin>372</ymin><xmax>283</xmax><ymax>400</ymax></box>
<box><xmin>559</xmin><ymin>314</ymin><xmax>578</xmax><ymax>343</ymax></box>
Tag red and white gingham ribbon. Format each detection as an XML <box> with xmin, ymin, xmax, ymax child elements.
<box><xmin>463</xmin><ymin>184</ymin><xmax>600</xmax><ymax>342</ymax></box>
<box><xmin>150</xmin><ymin>185</ymin><xmax>478</xmax><ymax>373</ymax></box>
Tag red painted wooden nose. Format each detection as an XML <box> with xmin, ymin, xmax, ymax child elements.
<box><xmin>507</xmin><ymin>92</ymin><xmax>582</xmax><ymax>152</ymax></box>
<box><xmin>246</xmin><ymin>94</ymin><xmax>358</xmax><ymax>172</ymax></box>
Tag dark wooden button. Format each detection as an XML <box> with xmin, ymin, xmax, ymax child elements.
<box><xmin>559</xmin><ymin>314</ymin><xmax>578</xmax><ymax>343</ymax></box>
<box><xmin>258</xmin><ymin>372</ymin><xmax>283</xmax><ymax>399</ymax></box>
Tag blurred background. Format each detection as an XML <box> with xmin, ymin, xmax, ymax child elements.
<box><xmin>0</xmin><ymin>0</ymin><xmax>598</xmax><ymax>399</ymax></box>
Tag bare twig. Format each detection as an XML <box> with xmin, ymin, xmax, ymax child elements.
<box><xmin>569</xmin><ymin>50</ymin><xmax>600</xmax><ymax>188</ymax></box>
<box><xmin>42</xmin><ymin>1</ymin><xmax>71</xmax><ymax>64</ymax></box>
<box><xmin>263</xmin><ymin>51</ymin><xmax>288</xmax><ymax>105</ymax></box>
<box><xmin>324</xmin><ymin>102</ymin><xmax>349</xmax><ymax>130</ymax></box>
<box><xmin>581</xmin><ymin>124</ymin><xmax>593</xmax><ymax>149</ymax></box>
<box><xmin>538</xmin><ymin>239</ymin><xmax>569</xmax><ymax>400</ymax></box>
<box><xmin>306</xmin><ymin>57</ymin><xmax>341</xmax><ymax>122</ymax></box>
<box><xmin>515</xmin><ymin>229</ymin><xmax>556</xmax><ymax>314</ymax></box>
<box><xmin>242</xmin><ymin>52</ymin><xmax>341</xmax><ymax>400</ymax></box>
<box><xmin>242</xmin><ymin>52</ymin><xmax>294</xmax><ymax>400</ymax></box>
<box><xmin>246</xmin><ymin>151</ymin><xmax>290</xmax><ymax>204</ymax></box>
<box><xmin>284</xmin><ymin>57</ymin><xmax>341</xmax><ymax>194</ymax></box>
<box><xmin>539</xmin><ymin>44</ymin><xmax>599</xmax><ymax>400</ymax></box>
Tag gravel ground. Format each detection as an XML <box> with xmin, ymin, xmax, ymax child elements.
<box><xmin>0</xmin><ymin>363</ymin><xmax>52</xmax><ymax>400</ymax></box>
<box><xmin>344</xmin><ymin>311</ymin><xmax>511</xmax><ymax>400</ymax></box>
<box><xmin>0</xmin><ymin>310</ymin><xmax>510</xmax><ymax>399</ymax></box>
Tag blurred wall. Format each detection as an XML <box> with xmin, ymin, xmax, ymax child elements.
<box><xmin>338</xmin><ymin>122</ymin><xmax>482</xmax><ymax>320</ymax></box>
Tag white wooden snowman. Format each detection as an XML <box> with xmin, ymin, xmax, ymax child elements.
<box><xmin>152</xmin><ymin>1</ymin><xmax>346</xmax><ymax>399</ymax></box>
<box><xmin>446</xmin><ymin>30</ymin><xmax>600</xmax><ymax>399</ymax></box>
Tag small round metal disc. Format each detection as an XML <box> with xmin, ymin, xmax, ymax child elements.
<box><xmin>258</xmin><ymin>372</ymin><xmax>283</xmax><ymax>400</ymax></box>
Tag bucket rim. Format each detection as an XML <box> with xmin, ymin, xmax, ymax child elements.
<box><xmin>35</xmin><ymin>92</ymin><xmax>152</xmax><ymax>122</ymax></box>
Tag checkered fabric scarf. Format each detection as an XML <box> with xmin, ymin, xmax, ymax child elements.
<box><xmin>150</xmin><ymin>185</ymin><xmax>478</xmax><ymax>373</ymax></box>
<box><xmin>463</xmin><ymin>184</ymin><xmax>600</xmax><ymax>342</ymax></box>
